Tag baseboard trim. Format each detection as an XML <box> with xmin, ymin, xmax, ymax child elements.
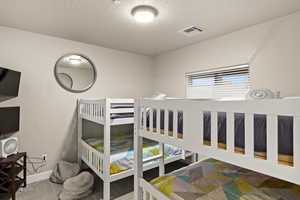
<box><xmin>27</xmin><ymin>170</ymin><xmax>52</xmax><ymax>184</ymax></box>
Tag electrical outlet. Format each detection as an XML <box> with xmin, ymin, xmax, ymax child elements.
<box><xmin>42</xmin><ymin>154</ymin><xmax>47</xmax><ymax>161</ymax></box>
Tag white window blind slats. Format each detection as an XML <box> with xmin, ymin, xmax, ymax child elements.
<box><xmin>187</xmin><ymin>65</ymin><xmax>249</xmax><ymax>77</ymax></box>
<box><xmin>186</xmin><ymin>65</ymin><xmax>250</xmax><ymax>100</ymax></box>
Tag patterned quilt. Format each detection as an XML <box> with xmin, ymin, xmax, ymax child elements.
<box><xmin>85</xmin><ymin>135</ymin><xmax>149</xmax><ymax>154</ymax></box>
<box><xmin>85</xmin><ymin>136</ymin><xmax>182</xmax><ymax>175</ymax></box>
<box><xmin>150</xmin><ymin>159</ymin><xmax>300</xmax><ymax>200</ymax></box>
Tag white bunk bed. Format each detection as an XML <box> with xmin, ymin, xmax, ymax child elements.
<box><xmin>134</xmin><ymin>98</ymin><xmax>300</xmax><ymax>200</ymax></box>
<box><xmin>77</xmin><ymin>98</ymin><xmax>192</xmax><ymax>200</ymax></box>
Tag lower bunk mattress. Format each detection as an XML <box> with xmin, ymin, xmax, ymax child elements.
<box><xmin>150</xmin><ymin>158</ymin><xmax>300</xmax><ymax>200</ymax></box>
<box><xmin>84</xmin><ymin>136</ymin><xmax>182</xmax><ymax>175</ymax></box>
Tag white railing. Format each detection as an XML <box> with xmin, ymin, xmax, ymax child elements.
<box><xmin>136</xmin><ymin>98</ymin><xmax>300</xmax><ymax>186</ymax></box>
<box><xmin>80</xmin><ymin>139</ymin><xmax>104</xmax><ymax>178</ymax></box>
<box><xmin>78</xmin><ymin>98</ymin><xmax>135</xmax><ymax>125</ymax></box>
<box><xmin>140</xmin><ymin>179</ymin><xmax>170</xmax><ymax>200</ymax></box>
<box><xmin>79</xmin><ymin>99</ymin><xmax>106</xmax><ymax>124</ymax></box>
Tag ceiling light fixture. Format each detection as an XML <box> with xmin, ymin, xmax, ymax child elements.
<box><xmin>131</xmin><ymin>5</ymin><xmax>158</xmax><ymax>23</ymax></box>
<box><xmin>112</xmin><ymin>0</ymin><xmax>121</xmax><ymax>4</ymax></box>
<box><xmin>68</xmin><ymin>55</ymin><xmax>82</xmax><ymax>65</ymax></box>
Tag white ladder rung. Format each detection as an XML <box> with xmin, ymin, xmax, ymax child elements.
<box><xmin>267</xmin><ymin>115</ymin><xmax>278</xmax><ymax>163</ymax></box>
<box><xmin>150</xmin><ymin>108</ymin><xmax>153</xmax><ymax>132</ymax></box>
<box><xmin>173</xmin><ymin>110</ymin><xmax>178</xmax><ymax>138</ymax></box>
<box><xmin>245</xmin><ymin>114</ymin><xmax>254</xmax><ymax>157</ymax></box>
<box><xmin>294</xmin><ymin>117</ymin><xmax>300</xmax><ymax>168</ymax></box>
<box><xmin>211</xmin><ymin>111</ymin><xmax>218</xmax><ymax>148</ymax></box>
<box><xmin>164</xmin><ymin>109</ymin><xmax>168</xmax><ymax>135</ymax></box>
<box><xmin>157</xmin><ymin>108</ymin><xmax>161</xmax><ymax>133</ymax></box>
<box><xmin>227</xmin><ymin>112</ymin><xmax>235</xmax><ymax>153</ymax></box>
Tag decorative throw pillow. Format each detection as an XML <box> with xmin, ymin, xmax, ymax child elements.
<box><xmin>50</xmin><ymin>161</ymin><xmax>80</xmax><ymax>184</ymax></box>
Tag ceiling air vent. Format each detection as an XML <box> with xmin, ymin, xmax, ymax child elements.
<box><xmin>178</xmin><ymin>26</ymin><xmax>203</xmax><ymax>37</ymax></box>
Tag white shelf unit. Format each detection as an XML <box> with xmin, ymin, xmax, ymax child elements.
<box><xmin>78</xmin><ymin>98</ymin><xmax>191</xmax><ymax>200</ymax></box>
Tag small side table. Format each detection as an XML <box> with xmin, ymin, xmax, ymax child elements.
<box><xmin>0</xmin><ymin>152</ymin><xmax>27</xmax><ymax>200</ymax></box>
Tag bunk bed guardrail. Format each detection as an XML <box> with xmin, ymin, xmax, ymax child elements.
<box><xmin>134</xmin><ymin>98</ymin><xmax>300</xmax><ymax>200</ymax></box>
<box><xmin>79</xmin><ymin>99</ymin><xmax>106</xmax><ymax>123</ymax></box>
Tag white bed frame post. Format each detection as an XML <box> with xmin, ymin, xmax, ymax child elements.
<box><xmin>77</xmin><ymin>99</ymin><xmax>83</xmax><ymax>167</ymax></box>
<box><xmin>158</xmin><ymin>106</ymin><xmax>165</xmax><ymax>176</ymax></box>
<box><xmin>159</xmin><ymin>143</ymin><xmax>165</xmax><ymax>176</ymax></box>
<box><xmin>134</xmin><ymin>99</ymin><xmax>143</xmax><ymax>200</ymax></box>
<box><xmin>103</xmin><ymin>98</ymin><xmax>111</xmax><ymax>200</ymax></box>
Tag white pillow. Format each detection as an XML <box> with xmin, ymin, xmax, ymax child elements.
<box><xmin>150</xmin><ymin>92</ymin><xmax>167</xmax><ymax>100</ymax></box>
<box><xmin>246</xmin><ymin>89</ymin><xmax>275</xmax><ymax>100</ymax></box>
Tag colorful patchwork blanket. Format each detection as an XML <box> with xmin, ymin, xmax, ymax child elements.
<box><xmin>85</xmin><ymin>136</ymin><xmax>182</xmax><ymax>175</ymax></box>
<box><xmin>150</xmin><ymin>159</ymin><xmax>300</xmax><ymax>200</ymax></box>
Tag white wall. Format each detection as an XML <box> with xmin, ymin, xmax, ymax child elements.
<box><xmin>0</xmin><ymin>26</ymin><xmax>153</xmax><ymax>173</ymax></box>
<box><xmin>153</xmin><ymin>12</ymin><xmax>300</xmax><ymax>98</ymax></box>
<box><xmin>1</xmin><ymin>10</ymin><xmax>299</xmax><ymax>175</ymax></box>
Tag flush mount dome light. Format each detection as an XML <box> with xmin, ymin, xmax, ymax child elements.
<box><xmin>68</xmin><ymin>55</ymin><xmax>82</xmax><ymax>65</ymax></box>
<box><xmin>131</xmin><ymin>5</ymin><xmax>158</xmax><ymax>23</ymax></box>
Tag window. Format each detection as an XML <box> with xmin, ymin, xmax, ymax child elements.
<box><xmin>186</xmin><ymin>64</ymin><xmax>250</xmax><ymax>100</ymax></box>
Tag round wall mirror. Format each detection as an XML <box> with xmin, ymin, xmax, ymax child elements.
<box><xmin>54</xmin><ymin>54</ymin><xmax>97</xmax><ymax>93</ymax></box>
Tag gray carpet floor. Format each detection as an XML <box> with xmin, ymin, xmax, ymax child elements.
<box><xmin>1</xmin><ymin>160</ymin><xmax>188</xmax><ymax>200</ymax></box>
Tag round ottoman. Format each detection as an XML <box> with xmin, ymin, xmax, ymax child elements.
<box><xmin>59</xmin><ymin>172</ymin><xmax>94</xmax><ymax>200</ymax></box>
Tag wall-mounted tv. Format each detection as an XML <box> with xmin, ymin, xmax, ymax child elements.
<box><xmin>0</xmin><ymin>107</ymin><xmax>20</xmax><ymax>136</ymax></box>
<box><xmin>0</xmin><ymin>67</ymin><xmax>21</xmax><ymax>101</ymax></box>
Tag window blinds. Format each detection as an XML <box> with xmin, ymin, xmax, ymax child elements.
<box><xmin>186</xmin><ymin>65</ymin><xmax>250</xmax><ymax>100</ymax></box>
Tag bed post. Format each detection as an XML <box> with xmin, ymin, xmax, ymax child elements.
<box><xmin>103</xmin><ymin>98</ymin><xmax>111</xmax><ymax>200</ymax></box>
<box><xmin>159</xmin><ymin>143</ymin><xmax>165</xmax><ymax>176</ymax></box>
<box><xmin>77</xmin><ymin>99</ymin><xmax>82</xmax><ymax>167</ymax></box>
<box><xmin>157</xmin><ymin>106</ymin><xmax>165</xmax><ymax>176</ymax></box>
<box><xmin>134</xmin><ymin>98</ymin><xmax>143</xmax><ymax>200</ymax></box>
<box><xmin>191</xmin><ymin>153</ymin><xmax>197</xmax><ymax>163</ymax></box>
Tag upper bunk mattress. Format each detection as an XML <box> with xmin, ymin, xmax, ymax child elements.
<box><xmin>150</xmin><ymin>158</ymin><xmax>300</xmax><ymax>200</ymax></box>
<box><xmin>85</xmin><ymin>135</ymin><xmax>157</xmax><ymax>155</ymax></box>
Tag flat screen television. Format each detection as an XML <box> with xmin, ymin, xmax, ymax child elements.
<box><xmin>0</xmin><ymin>107</ymin><xmax>20</xmax><ymax>136</ymax></box>
<box><xmin>0</xmin><ymin>67</ymin><xmax>21</xmax><ymax>101</ymax></box>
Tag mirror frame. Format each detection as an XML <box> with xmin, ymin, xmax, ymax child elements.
<box><xmin>54</xmin><ymin>53</ymin><xmax>97</xmax><ymax>93</ymax></box>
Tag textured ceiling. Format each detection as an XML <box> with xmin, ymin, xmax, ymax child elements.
<box><xmin>0</xmin><ymin>0</ymin><xmax>300</xmax><ymax>56</ymax></box>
